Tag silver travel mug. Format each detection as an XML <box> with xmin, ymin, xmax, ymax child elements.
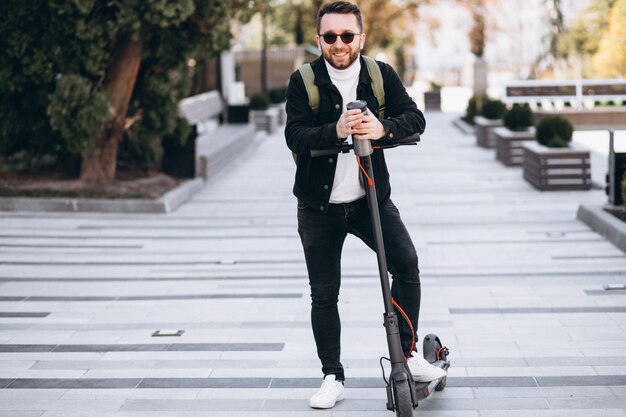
<box><xmin>346</xmin><ymin>100</ymin><xmax>373</xmax><ymax>156</ymax></box>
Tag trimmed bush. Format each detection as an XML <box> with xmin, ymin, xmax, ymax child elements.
<box><xmin>268</xmin><ymin>88</ymin><xmax>286</xmax><ymax>104</ymax></box>
<box><xmin>504</xmin><ymin>103</ymin><xmax>534</xmax><ymax>131</ymax></box>
<box><xmin>429</xmin><ymin>80</ymin><xmax>443</xmax><ymax>90</ymax></box>
<box><xmin>463</xmin><ymin>95</ymin><xmax>485</xmax><ymax>125</ymax></box>
<box><xmin>249</xmin><ymin>93</ymin><xmax>270</xmax><ymax>111</ymax></box>
<box><xmin>481</xmin><ymin>98</ymin><xmax>507</xmax><ymax>120</ymax></box>
<box><xmin>536</xmin><ymin>116</ymin><xmax>574</xmax><ymax>148</ymax></box>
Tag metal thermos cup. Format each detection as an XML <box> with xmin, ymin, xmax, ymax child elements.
<box><xmin>346</xmin><ymin>100</ymin><xmax>373</xmax><ymax>156</ymax></box>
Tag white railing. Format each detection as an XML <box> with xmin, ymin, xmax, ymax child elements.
<box><xmin>502</xmin><ymin>79</ymin><xmax>626</xmax><ymax>108</ymax></box>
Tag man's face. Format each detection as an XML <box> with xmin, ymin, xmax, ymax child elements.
<box><xmin>316</xmin><ymin>13</ymin><xmax>365</xmax><ymax>70</ymax></box>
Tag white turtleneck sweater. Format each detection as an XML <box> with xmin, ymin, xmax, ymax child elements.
<box><xmin>325</xmin><ymin>57</ymin><xmax>366</xmax><ymax>204</ymax></box>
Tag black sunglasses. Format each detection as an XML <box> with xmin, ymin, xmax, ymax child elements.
<box><xmin>319</xmin><ymin>32</ymin><xmax>359</xmax><ymax>44</ymax></box>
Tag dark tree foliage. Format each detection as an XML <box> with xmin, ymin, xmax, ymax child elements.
<box><xmin>0</xmin><ymin>0</ymin><xmax>260</xmax><ymax>181</ymax></box>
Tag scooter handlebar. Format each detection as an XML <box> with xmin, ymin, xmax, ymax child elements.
<box><xmin>309</xmin><ymin>133</ymin><xmax>420</xmax><ymax>157</ymax></box>
<box><xmin>310</xmin><ymin>148</ymin><xmax>341</xmax><ymax>157</ymax></box>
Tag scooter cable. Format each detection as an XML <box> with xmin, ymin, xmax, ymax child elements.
<box><xmin>356</xmin><ymin>156</ymin><xmax>373</xmax><ymax>186</ymax></box>
<box><xmin>391</xmin><ymin>297</ymin><xmax>416</xmax><ymax>361</ymax></box>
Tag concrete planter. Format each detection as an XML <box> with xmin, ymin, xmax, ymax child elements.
<box><xmin>578</xmin><ymin>205</ymin><xmax>626</xmax><ymax>253</ymax></box>
<box><xmin>424</xmin><ymin>90</ymin><xmax>441</xmax><ymax>111</ymax></box>
<box><xmin>227</xmin><ymin>104</ymin><xmax>250</xmax><ymax>123</ymax></box>
<box><xmin>251</xmin><ymin>108</ymin><xmax>279</xmax><ymax>133</ymax></box>
<box><xmin>271</xmin><ymin>102</ymin><xmax>287</xmax><ymax>125</ymax></box>
<box><xmin>474</xmin><ymin>116</ymin><xmax>503</xmax><ymax>148</ymax></box>
<box><xmin>522</xmin><ymin>142</ymin><xmax>591</xmax><ymax>191</ymax></box>
<box><xmin>494</xmin><ymin>127</ymin><xmax>536</xmax><ymax>166</ymax></box>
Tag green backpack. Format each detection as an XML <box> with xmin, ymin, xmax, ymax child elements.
<box><xmin>292</xmin><ymin>55</ymin><xmax>385</xmax><ymax>163</ymax></box>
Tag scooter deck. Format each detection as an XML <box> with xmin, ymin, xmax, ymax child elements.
<box><xmin>412</xmin><ymin>359</ymin><xmax>449</xmax><ymax>402</ymax></box>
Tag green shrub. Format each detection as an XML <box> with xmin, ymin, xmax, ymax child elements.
<box><xmin>535</xmin><ymin>116</ymin><xmax>574</xmax><ymax>148</ymax></box>
<box><xmin>47</xmin><ymin>74</ymin><xmax>110</xmax><ymax>155</ymax></box>
<box><xmin>463</xmin><ymin>95</ymin><xmax>486</xmax><ymax>125</ymax></box>
<box><xmin>268</xmin><ymin>88</ymin><xmax>286</xmax><ymax>104</ymax></box>
<box><xmin>429</xmin><ymin>80</ymin><xmax>443</xmax><ymax>90</ymax></box>
<box><xmin>504</xmin><ymin>103</ymin><xmax>534</xmax><ymax>131</ymax></box>
<box><xmin>249</xmin><ymin>93</ymin><xmax>270</xmax><ymax>110</ymax></box>
<box><xmin>481</xmin><ymin>98</ymin><xmax>507</xmax><ymax>120</ymax></box>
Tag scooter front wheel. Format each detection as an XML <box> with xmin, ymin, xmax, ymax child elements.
<box><xmin>392</xmin><ymin>379</ymin><xmax>414</xmax><ymax>417</ymax></box>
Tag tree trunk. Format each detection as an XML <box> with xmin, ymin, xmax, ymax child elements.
<box><xmin>80</xmin><ymin>31</ymin><xmax>144</xmax><ymax>184</ymax></box>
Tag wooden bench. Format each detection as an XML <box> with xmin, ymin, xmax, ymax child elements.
<box><xmin>502</xmin><ymin>79</ymin><xmax>626</xmax><ymax>130</ymax></box>
<box><xmin>178</xmin><ymin>91</ymin><xmax>255</xmax><ymax>180</ymax></box>
<box><xmin>503</xmin><ymin>79</ymin><xmax>626</xmax><ymax>108</ymax></box>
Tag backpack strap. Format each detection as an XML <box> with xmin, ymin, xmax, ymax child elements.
<box><xmin>298</xmin><ymin>63</ymin><xmax>319</xmax><ymax>115</ymax></box>
<box><xmin>362</xmin><ymin>55</ymin><xmax>385</xmax><ymax>119</ymax></box>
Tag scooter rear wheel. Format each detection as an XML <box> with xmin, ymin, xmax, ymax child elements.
<box><xmin>433</xmin><ymin>337</ymin><xmax>447</xmax><ymax>392</ymax></box>
<box><xmin>393</xmin><ymin>379</ymin><xmax>414</xmax><ymax>417</ymax></box>
<box><xmin>423</xmin><ymin>334</ymin><xmax>448</xmax><ymax>392</ymax></box>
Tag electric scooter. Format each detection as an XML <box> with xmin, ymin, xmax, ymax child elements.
<box><xmin>310</xmin><ymin>100</ymin><xmax>450</xmax><ymax>417</ymax></box>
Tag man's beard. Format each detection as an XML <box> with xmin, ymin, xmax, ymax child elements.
<box><xmin>323</xmin><ymin>47</ymin><xmax>360</xmax><ymax>70</ymax></box>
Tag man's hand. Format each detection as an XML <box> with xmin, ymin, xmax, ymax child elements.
<box><xmin>336</xmin><ymin>108</ymin><xmax>385</xmax><ymax>140</ymax></box>
<box><xmin>336</xmin><ymin>109</ymin><xmax>364</xmax><ymax>139</ymax></box>
<box><xmin>352</xmin><ymin>109</ymin><xmax>385</xmax><ymax>141</ymax></box>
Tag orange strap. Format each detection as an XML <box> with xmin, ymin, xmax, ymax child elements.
<box><xmin>356</xmin><ymin>156</ymin><xmax>373</xmax><ymax>186</ymax></box>
<box><xmin>392</xmin><ymin>297</ymin><xmax>416</xmax><ymax>361</ymax></box>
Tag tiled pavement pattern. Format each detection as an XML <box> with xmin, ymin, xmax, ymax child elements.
<box><xmin>1</xmin><ymin>112</ymin><xmax>626</xmax><ymax>416</ymax></box>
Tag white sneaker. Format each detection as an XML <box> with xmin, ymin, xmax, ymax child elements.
<box><xmin>407</xmin><ymin>354</ymin><xmax>447</xmax><ymax>382</ymax></box>
<box><xmin>309</xmin><ymin>374</ymin><xmax>345</xmax><ymax>409</ymax></box>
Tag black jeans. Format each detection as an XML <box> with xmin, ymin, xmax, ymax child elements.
<box><xmin>297</xmin><ymin>196</ymin><xmax>421</xmax><ymax>381</ymax></box>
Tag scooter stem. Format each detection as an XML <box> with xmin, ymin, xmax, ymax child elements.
<box><xmin>359</xmin><ymin>152</ymin><xmax>407</xmax><ymax>366</ymax></box>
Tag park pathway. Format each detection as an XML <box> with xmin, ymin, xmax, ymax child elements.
<box><xmin>1</xmin><ymin>112</ymin><xmax>625</xmax><ymax>416</ymax></box>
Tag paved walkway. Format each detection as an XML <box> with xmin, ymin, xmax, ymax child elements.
<box><xmin>1</xmin><ymin>112</ymin><xmax>625</xmax><ymax>416</ymax></box>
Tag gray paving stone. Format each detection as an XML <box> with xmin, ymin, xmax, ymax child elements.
<box><xmin>120</xmin><ymin>399</ymin><xmax>263</xmax><ymax>411</ymax></box>
<box><xmin>41</xmin><ymin>413</ymin><xmax>187</xmax><ymax>417</ymax></box>
<box><xmin>167</xmin><ymin>342</ymin><xmax>284</xmax><ymax>351</ymax></box>
<box><xmin>414</xmin><ymin>397</ymin><xmax>550</xmax><ymax>410</ymax></box>
<box><xmin>450</xmin><ymin>307</ymin><xmax>626</xmax><ymax>314</ymax></box>
<box><xmin>0</xmin><ymin>389</ymin><xmax>65</xmax><ymax>400</ymax></box>
<box><xmin>525</xmin><ymin>357</ymin><xmax>626</xmax><ymax>366</ymax></box>
<box><xmin>537</xmin><ymin>375</ymin><xmax>626</xmax><ymax>386</ymax></box>
<box><xmin>0</xmin><ymin>379</ymin><xmax>14</xmax><ymax>388</ymax></box>
<box><xmin>548</xmin><ymin>396</ymin><xmax>626</xmax><ymax>409</ymax></box>
<box><xmin>137</xmin><ymin>377</ymin><xmax>271</xmax><ymax>389</ymax></box>
<box><xmin>7</xmin><ymin>379</ymin><xmax>141</xmax><ymax>389</ymax></box>
<box><xmin>0</xmin><ymin>345</ymin><xmax>57</xmax><ymax>352</ymax></box>
<box><xmin>0</xmin><ymin>312</ymin><xmax>50</xmax><ymax>317</ymax></box>
<box><xmin>0</xmin><ymin>360</ymin><xmax>35</xmax><ymax>369</ymax></box>
<box><xmin>59</xmin><ymin>388</ymin><xmax>200</xmax><ymax>400</ymax></box>
<box><xmin>466</xmin><ymin>366</ymin><xmax>596</xmax><ymax>377</ymax></box>
<box><xmin>480</xmin><ymin>411</ymin><xmax>626</xmax><ymax>417</ymax></box>
<box><xmin>0</xmin><ymin>293</ymin><xmax>302</xmax><ymax>301</ymax></box>
<box><xmin>472</xmin><ymin>386</ymin><xmax>615</xmax><ymax>398</ymax></box>
<box><xmin>448</xmin><ymin>377</ymin><xmax>538</xmax><ymax>387</ymax></box>
<box><xmin>0</xmin><ymin>343</ymin><xmax>283</xmax><ymax>353</ymax></box>
<box><xmin>0</xmin><ymin>399</ymin><xmax>125</xmax><ymax>412</ymax></box>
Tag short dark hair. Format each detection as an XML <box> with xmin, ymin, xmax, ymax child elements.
<box><xmin>316</xmin><ymin>1</ymin><xmax>363</xmax><ymax>34</ymax></box>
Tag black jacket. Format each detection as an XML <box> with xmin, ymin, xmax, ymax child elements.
<box><xmin>284</xmin><ymin>55</ymin><xmax>425</xmax><ymax>212</ymax></box>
